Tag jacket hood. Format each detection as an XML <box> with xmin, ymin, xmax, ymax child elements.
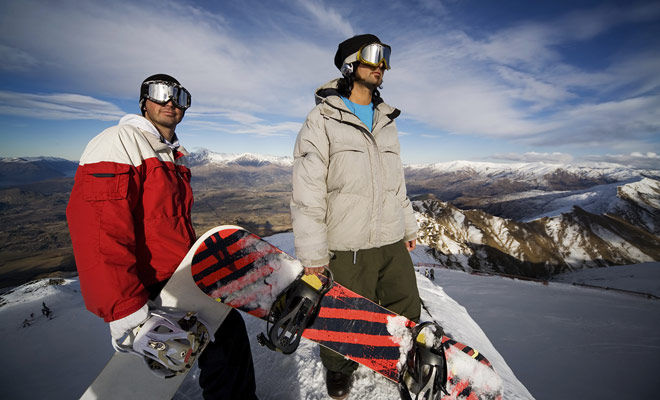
<box><xmin>314</xmin><ymin>79</ymin><xmax>399</xmax><ymax>120</ymax></box>
<box><xmin>314</xmin><ymin>79</ymin><xmax>342</xmax><ymax>105</ymax></box>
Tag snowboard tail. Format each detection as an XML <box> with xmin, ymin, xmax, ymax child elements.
<box><xmin>80</xmin><ymin>228</ymin><xmax>236</xmax><ymax>400</ymax></box>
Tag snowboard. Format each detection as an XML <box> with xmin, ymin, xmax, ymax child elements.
<box><xmin>192</xmin><ymin>226</ymin><xmax>503</xmax><ymax>399</ymax></box>
<box><xmin>79</xmin><ymin>227</ymin><xmax>234</xmax><ymax>400</ymax></box>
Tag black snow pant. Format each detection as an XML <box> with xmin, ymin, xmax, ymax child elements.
<box><xmin>147</xmin><ymin>282</ymin><xmax>258</xmax><ymax>400</ymax></box>
<box><xmin>198</xmin><ymin>308</ymin><xmax>258</xmax><ymax>400</ymax></box>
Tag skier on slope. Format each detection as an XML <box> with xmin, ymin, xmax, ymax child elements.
<box><xmin>66</xmin><ymin>74</ymin><xmax>258</xmax><ymax>399</ymax></box>
<box><xmin>291</xmin><ymin>34</ymin><xmax>421</xmax><ymax>399</ymax></box>
<box><xmin>42</xmin><ymin>302</ymin><xmax>52</xmax><ymax>319</ymax></box>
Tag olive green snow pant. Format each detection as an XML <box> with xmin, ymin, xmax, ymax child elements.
<box><xmin>320</xmin><ymin>239</ymin><xmax>421</xmax><ymax>375</ymax></box>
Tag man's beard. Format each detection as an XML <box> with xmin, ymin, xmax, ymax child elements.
<box><xmin>353</xmin><ymin>74</ymin><xmax>382</xmax><ymax>92</ymax></box>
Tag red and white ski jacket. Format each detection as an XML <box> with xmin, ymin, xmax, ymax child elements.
<box><xmin>66</xmin><ymin>115</ymin><xmax>195</xmax><ymax>322</ymax></box>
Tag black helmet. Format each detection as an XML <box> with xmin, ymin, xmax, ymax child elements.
<box><xmin>334</xmin><ymin>34</ymin><xmax>383</xmax><ymax>70</ymax></box>
<box><xmin>139</xmin><ymin>73</ymin><xmax>188</xmax><ymax>115</ymax></box>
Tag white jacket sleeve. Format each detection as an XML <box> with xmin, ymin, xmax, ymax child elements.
<box><xmin>290</xmin><ymin>109</ymin><xmax>331</xmax><ymax>267</ymax></box>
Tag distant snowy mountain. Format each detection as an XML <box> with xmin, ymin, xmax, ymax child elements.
<box><xmin>3</xmin><ymin>151</ymin><xmax>658</xmax><ymax>280</ymax></box>
<box><xmin>406</xmin><ymin>160</ymin><xmax>659</xmax><ymax>186</ymax></box>
<box><xmin>186</xmin><ymin>149</ymin><xmax>293</xmax><ymax>192</ymax></box>
<box><xmin>1</xmin><ymin>156</ymin><xmax>73</xmax><ymax>164</ymax></box>
<box><xmin>0</xmin><ymin>156</ymin><xmax>78</xmax><ymax>187</ymax></box>
<box><xmin>183</xmin><ymin>152</ymin><xmax>660</xmax><ymax>227</ymax></box>
<box><xmin>404</xmin><ymin>160</ymin><xmax>660</xmax><ymax>221</ymax></box>
<box><xmin>414</xmin><ymin>177</ymin><xmax>660</xmax><ymax>277</ymax></box>
<box><xmin>187</xmin><ymin>148</ymin><xmax>293</xmax><ymax>167</ymax></box>
<box><xmin>473</xmin><ymin>177</ymin><xmax>660</xmax><ymax>235</ymax></box>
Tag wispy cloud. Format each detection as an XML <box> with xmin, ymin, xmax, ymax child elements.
<box><xmin>0</xmin><ymin>0</ymin><xmax>658</xmax><ymax>162</ymax></box>
<box><xmin>186</xmin><ymin>119</ymin><xmax>301</xmax><ymax>138</ymax></box>
<box><xmin>386</xmin><ymin>1</ymin><xmax>660</xmax><ymax>154</ymax></box>
<box><xmin>189</xmin><ymin>109</ymin><xmax>264</xmax><ymax>125</ymax></box>
<box><xmin>537</xmin><ymin>95</ymin><xmax>660</xmax><ymax>146</ymax></box>
<box><xmin>489</xmin><ymin>152</ymin><xmax>575</xmax><ymax>164</ymax></box>
<box><xmin>296</xmin><ymin>0</ymin><xmax>354</xmax><ymax>37</ymax></box>
<box><xmin>0</xmin><ymin>0</ymin><xmax>334</xmax><ymax>117</ymax></box>
<box><xmin>584</xmin><ymin>152</ymin><xmax>660</xmax><ymax>169</ymax></box>
<box><xmin>0</xmin><ymin>44</ymin><xmax>39</xmax><ymax>72</ymax></box>
<box><xmin>0</xmin><ymin>91</ymin><xmax>124</xmax><ymax>121</ymax></box>
<box><xmin>475</xmin><ymin>2</ymin><xmax>660</xmax><ymax>69</ymax></box>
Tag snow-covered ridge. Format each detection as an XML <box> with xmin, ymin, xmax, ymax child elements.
<box><xmin>414</xmin><ymin>176</ymin><xmax>660</xmax><ymax>276</ymax></box>
<box><xmin>518</xmin><ymin>178</ymin><xmax>658</xmax><ymax>221</ymax></box>
<box><xmin>619</xmin><ymin>177</ymin><xmax>660</xmax><ymax>211</ymax></box>
<box><xmin>0</xmin><ymin>156</ymin><xmax>73</xmax><ymax>163</ymax></box>
<box><xmin>187</xmin><ymin>149</ymin><xmax>293</xmax><ymax>167</ymax></box>
<box><xmin>405</xmin><ymin>160</ymin><xmax>660</xmax><ymax>182</ymax></box>
<box><xmin>0</xmin><ymin>156</ymin><xmax>79</xmax><ymax>186</ymax></box>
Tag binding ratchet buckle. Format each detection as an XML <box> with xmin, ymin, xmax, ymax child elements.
<box><xmin>399</xmin><ymin>321</ymin><xmax>449</xmax><ymax>400</ymax></box>
<box><xmin>257</xmin><ymin>268</ymin><xmax>333</xmax><ymax>354</ymax></box>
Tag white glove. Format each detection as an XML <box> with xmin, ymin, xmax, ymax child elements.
<box><xmin>109</xmin><ymin>303</ymin><xmax>150</xmax><ymax>341</ymax></box>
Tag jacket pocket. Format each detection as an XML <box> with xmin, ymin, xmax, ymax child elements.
<box><xmin>327</xmin><ymin>146</ymin><xmax>370</xmax><ymax>194</ymax></box>
<box><xmin>81</xmin><ymin>163</ymin><xmax>131</xmax><ymax>201</ymax></box>
<box><xmin>328</xmin><ymin>139</ymin><xmax>367</xmax><ymax>157</ymax></box>
<box><xmin>380</xmin><ymin>144</ymin><xmax>402</xmax><ymax>191</ymax></box>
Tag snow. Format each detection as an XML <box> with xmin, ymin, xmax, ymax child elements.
<box><xmin>188</xmin><ymin>149</ymin><xmax>293</xmax><ymax>167</ymax></box>
<box><xmin>0</xmin><ymin>156</ymin><xmax>71</xmax><ymax>163</ymax></box>
<box><xmin>544</xmin><ymin>217</ymin><xmax>596</xmax><ymax>268</ymax></box>
<box><xmin>591</xmin><ymin>225</ymin><xmax>654</xmax><ymax>263</ymax></box>
<box><xmin>385</xmin><ymin>315</ymin><xmax>413</xmax><ymax>371</ymax></box>
<box><xmin>619</xmin><ymin>178</ymin><xmax>660</xmax><ymax>210</ymax></box>
<box><xmin>1</xmin><ymin>237</ymin><xmax>659</xmax><ymax>399</ymax></box>
<box><xmin>434</xmin><ymin>263</ymin><xmax>660</xmax><ymax>400</ymax></box>
<box><xmin>405</xmin><ymin>160</ymin><xmax>659</xmax><ymax>183</ymax></box>
<box><xmin>553</xmin><ymin>262</ymin><xmax>660</xmax><ymax>297</ymax></box>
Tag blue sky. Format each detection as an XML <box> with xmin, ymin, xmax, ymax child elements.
<box><xmin>1</xmin><ymin>0</ymin><xmax>659</xmax><ymax>167</ymax></box>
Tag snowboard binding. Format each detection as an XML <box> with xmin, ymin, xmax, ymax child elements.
<box><xmin>399</xmin><ymin>321</ymin><xmax>449</xmax><ymax>400</ymax></box>
<box><xmin>116</xmin><ymin>311</ymin><xmax>211</xmax><ymax>379</ymax></box>
<box><xmin>257</xmin><ymin>268</ymin><xmax>334</xmax><ymax>354</ymax></box>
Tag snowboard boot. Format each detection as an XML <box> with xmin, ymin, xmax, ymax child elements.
<box><xmin>326</xmin><ymin>370</ymin><xmax>352</xmax><ymax>400</ymax></box>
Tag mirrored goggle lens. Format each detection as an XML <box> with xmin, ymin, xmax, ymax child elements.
<box><xmin>146</xmin><ymin>82</ymin><xmax>191</xmax><ymax>109</ymax></box>
<box><xmin>358</xmin><ymin>43</ymin><xmax>391</xmax><ymax>69</ymax></box>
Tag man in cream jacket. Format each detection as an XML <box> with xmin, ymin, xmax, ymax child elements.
<box><xmin>291</xmin><ymin>34</ymin><xmax>421</xmax><ymax>399</ymax></box>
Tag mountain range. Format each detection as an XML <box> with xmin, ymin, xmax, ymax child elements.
<box><xmin>406</xmin><ymin>161</ymin><xmax>660</xmax><ymax>277</ymax></box>
<box><xmin>0</xmin><ymin>150</ymin><xmax>658</xmax><ymax>284</ymax></box>
<box><xmin>0</xmin><ymin>156</ymin><xmax>78</xmax><ymax>188</ymax></box>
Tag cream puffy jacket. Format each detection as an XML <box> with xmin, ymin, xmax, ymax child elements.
<box><xmin>291</xmin><ymin>79</ymin><xmax>418</xmax><ymax>267</ymax></box>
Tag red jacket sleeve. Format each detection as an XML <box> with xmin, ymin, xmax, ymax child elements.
<box><xmin>66</xmin><ymin>161</ymin><xmax>149</xmax><ymax>322</ymax></box>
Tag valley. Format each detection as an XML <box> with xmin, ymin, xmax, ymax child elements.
<box><xmin>1</xmin><ymin>153</ymin><xmax>658</xmax><ymax>288</ymax></box>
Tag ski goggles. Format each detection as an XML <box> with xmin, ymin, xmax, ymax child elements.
<box><xmin>144</xmin><ymin>81</ymin><xmax>191</xmax><ymax>110</ymax></box>
<box><xmin>345</xmin><ymin>43</ymin><xmax>392</xmax><ymax>70</ymax></box>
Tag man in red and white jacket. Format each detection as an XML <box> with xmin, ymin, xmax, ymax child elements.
<box><xmin>67</xmin><ymin>74</ymin><xmax>257</xmax><ymax>399</ymax></box>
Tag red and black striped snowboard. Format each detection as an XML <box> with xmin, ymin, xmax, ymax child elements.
<box><xmin>191</xmin><ymin>226</ymin><xmax>502</xmax><ymax>399</ymax></box>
